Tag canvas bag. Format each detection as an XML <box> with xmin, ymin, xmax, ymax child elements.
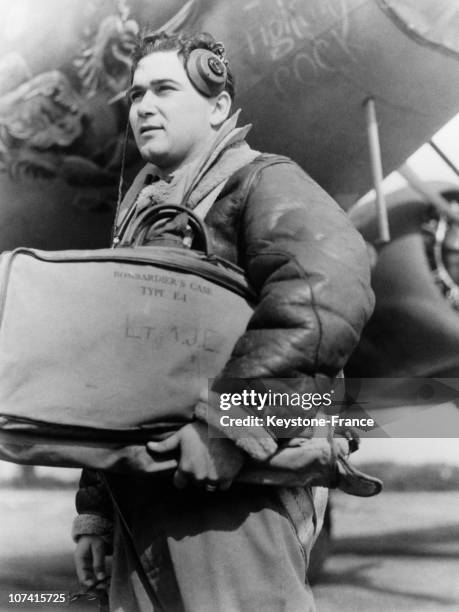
<box><xmin>0</xmin><ymin>201</ymin><xmax>255</xmax><ymax>472</ymax></box>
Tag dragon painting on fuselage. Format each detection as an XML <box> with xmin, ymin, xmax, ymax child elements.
<box><xmin>0</xmin><ymin>3</ymin><xmax>139</xmax><ymax>213</ymax></box>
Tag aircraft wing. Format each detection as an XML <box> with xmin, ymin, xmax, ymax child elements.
<box><xmin>178</xmin><ymin>0</ymin><xmax>459</xmax><ymax>206</ymax></box>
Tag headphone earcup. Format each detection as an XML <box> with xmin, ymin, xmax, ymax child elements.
<box><xmin>186</xmin><ymin>49</ymin><xmax>227</xmax><ymax>97</ymax></box>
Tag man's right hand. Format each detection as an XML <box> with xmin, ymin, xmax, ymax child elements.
<box><xmin>147</xmin><ymin>421</ymin><xmax>245</xmax><ymax>490</ymax></box>
<box><xmin>74</xmin><ymin>535</ymin><xmax>108</xmax><ymax>589</ymax></box>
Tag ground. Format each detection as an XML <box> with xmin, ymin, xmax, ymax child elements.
<box><xmin>0</xmin><ymin>486</ymin><xmax>458</xmax><ymax>611</ymax></box>
<box><xmin>314</xmin><ymin>491</ymin><xmax>459</xmax><ymax>612</ymax></box>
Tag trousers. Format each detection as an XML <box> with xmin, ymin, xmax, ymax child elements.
<box><xmin>108</xmin><ymin>477</ymin><xmax>328</xmax><ymax>612</ymax></box>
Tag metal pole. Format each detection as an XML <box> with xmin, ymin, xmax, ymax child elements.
<box><xmin>399</xmin><ymin>163</ymin><xmax>459</xmax><ymax>224</ymax></box>
<box><xmin>364</xmin><ymin>97</ymin><xmax>390</xmax><ymax>243</ymax></box>
<box><xmin>429</xmin><ymin>139</ymin><xmax>459</xmax><ymax>179</ymax></box>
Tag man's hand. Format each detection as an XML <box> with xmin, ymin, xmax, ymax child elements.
<box><xmin>74</xmin><ymin>535</ymin><xmax>108</xmax><ymax>589</ymax></box>
<box><xmin>147</xmin><ymin>421</ymin><xmax>245</xmax><ymax>490</ymax></box>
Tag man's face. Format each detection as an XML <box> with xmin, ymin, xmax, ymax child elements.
<box><xmin>128</xmin><ymin>51</ymin><xmax>216</xmax><ymax>171</ymax></box>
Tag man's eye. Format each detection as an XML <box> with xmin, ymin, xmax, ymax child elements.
<box><xmin>157</xmin><ymin>85</ymin><xmax>174</xmax><ymax>93</ymax></box>
<box><xmin>129</xmin><ymin>90</ymin><xmax>144</xmax><ymax>102</ymax></box>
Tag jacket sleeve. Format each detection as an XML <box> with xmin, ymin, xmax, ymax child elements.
<box><xmin>71</xmin><ymin>469</ymin><xmax>114</xmax><ymax>543</ymax></box>
<box><xmin>195</xmin><ymin>159</ymin><xmax>375</xmax><ymax>459</ymax></box>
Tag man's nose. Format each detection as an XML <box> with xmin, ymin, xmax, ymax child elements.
<box><xmin>137</xmin><ymin>90</ymin><xmax>158</xmax><ymax>117</ymax></box>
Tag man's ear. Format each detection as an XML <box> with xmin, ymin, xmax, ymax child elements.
<box><xmin>210</xmin><ymin>90</ymin><xmax>232</xmax><ymax>128</ymax></box>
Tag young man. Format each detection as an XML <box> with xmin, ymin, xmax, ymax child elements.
<box><xmin>73</xmin><ymin>31</ymin><xmax>375</xmax><ymax>611</ymax></box>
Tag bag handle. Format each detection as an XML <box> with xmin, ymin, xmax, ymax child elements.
<box><xmin>118</xmin><ymin>204</ymin><xmax>213</xmax><ymax>254</ymax></box>
<box><xmin>115</xmin><ymin>177</ymin><xmax>228</xmax><ymax>252</ymax></box>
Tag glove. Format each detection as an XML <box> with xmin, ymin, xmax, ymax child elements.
<box><xmin>238</xmin><ymin>434</ymin><xmax>382</xmax><ymax>497</ymax></box>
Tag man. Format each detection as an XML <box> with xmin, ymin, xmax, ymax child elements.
<box><xmin>73</xmin><ymin>31</ymin><xmax>375</xmax><ymax>611</ymax></box>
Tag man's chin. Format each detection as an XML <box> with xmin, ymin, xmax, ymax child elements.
<box><xmin>139</xmin><ymin>145</ymin><xmax>170</xmax><ymax>166</ymax></box>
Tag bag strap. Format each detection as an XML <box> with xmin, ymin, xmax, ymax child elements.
<box><xmin>101</xmin><ymin>473</ymin><xmax>165</xmax><ymax>612</ymax></box>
